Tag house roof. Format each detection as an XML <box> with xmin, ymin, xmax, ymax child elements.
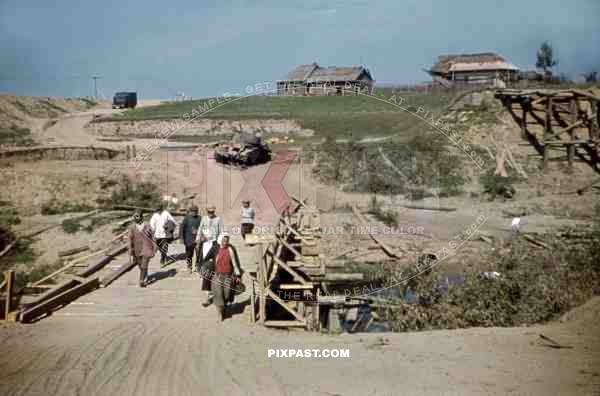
<box><xmin>278</xmin><ymin>63</ymin><xmax>374</xmax><ymax>82</ymax></box>
<box><xmin>281</xmin><ymin>63</ymin><xmax>319</xmax><ymax>81</ymax></box>
<box><xmin>430</xmin><ymin>53</ymin><xmax>519</xmax><ymax>74</ymax></box>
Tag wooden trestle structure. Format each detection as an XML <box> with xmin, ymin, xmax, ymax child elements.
<box><xmin>247</xmin><ymin>198</ymin><xmax>368</xmax><ymax>331</ymax></box>
<box><xmin>494</xmin><ymin>88</ymin><xmax>600</xmax><ymax>171</ymax></box>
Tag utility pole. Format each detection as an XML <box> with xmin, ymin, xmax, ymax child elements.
<box><xmin>92</xmin><ymin>75</ymin><xmax>101</xmax><ymax>99</ymax></box>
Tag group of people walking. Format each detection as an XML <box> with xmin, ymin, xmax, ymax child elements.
<box><xmin>127</xmin><ymin>200</ymin><xmax>255</xmax><ymax>322</ymax></box>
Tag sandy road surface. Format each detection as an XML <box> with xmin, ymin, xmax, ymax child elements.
<box><xmin>0</xmin><ymin>233</ymin><xmax>599</xmax><ymax>396</ymax></box>
<box><xmin>2</xmin><ymin>102</ymin><xmax>599</xmax><ymax>395</ymax></box>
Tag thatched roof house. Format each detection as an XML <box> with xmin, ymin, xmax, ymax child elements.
<box><xmin>426</xmin><ymin>53</ymin><xmax>519</xmax><ymax>87</ymax></box>
<box><xmin>277</xmin><ymin>63</ymin><xmax>375</xmax><ymax>96</ymax></box>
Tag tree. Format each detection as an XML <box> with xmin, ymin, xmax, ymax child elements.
<box><xmin>536</xmin><ymin>42</ymin><xmax>558</xmax><ymax>79</ymax></box>
<box><xmin>583</xmin><ymin>71</ymin><xmax>598</xmax><ymax>83</ymax></box>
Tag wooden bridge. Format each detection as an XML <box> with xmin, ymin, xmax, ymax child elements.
<box><xmin>495</xmin><ymin>88</ymin><xmax>600</xmax><ymax>171</ymax></box>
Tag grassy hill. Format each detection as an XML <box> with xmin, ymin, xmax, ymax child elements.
<box><xmin>100</xmin><ymin>92</ymin><xmax>454</xmax><ymax>140</ymax></box>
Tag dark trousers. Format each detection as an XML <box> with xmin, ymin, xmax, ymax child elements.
<box><xmin>241</xmin><ymin>223</ymin><xmax>254</xmax><ymax>240</ymax></box>
<box><xmin>134</xmin><ymin>255</ymin><xmax>150</xmax><ymax>284</ymax></box>
<box><xmin>156</xmin><ymin>238</ymin><xmax>169</xmax><ymax>263</ymax></box>
<box><xmin>185</xmin><ymin>244</ymin><xmax>195</xmax><ymax>269</ymax></box>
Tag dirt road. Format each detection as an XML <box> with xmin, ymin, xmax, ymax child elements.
<box><xmin>1</xmin><ymin>101</ymin><xmax>599</xmax><ymax>395</ymax></box>
<box><xmin>0</xmin><ymin>235</ymin><xmax>598</xmax><ymax>396</ymax></box>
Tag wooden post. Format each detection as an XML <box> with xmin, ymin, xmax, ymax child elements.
<box><xmin>126</xmin><ymin>145</ymin><xmax>131</xmax><ymax>160</ymax></box>
<box><xmin>543</xmin><ymin>96</ymin><xmax>552</xmax><ymax>168</ymax></box>
<box><xmin>249</xmin><ymin>279</ymin><xmax>256</xmax><ymax>324</ymax></box>
<box><xmin>257</xmin><ymin>244</ymin><xmax>266</xmax><ymax>324</ymax></box>
<box><xmin>132</xmin><ymin>145</ymin><xmax>137</xmax><ymax>159</ymax></box>
<box><xmin>568</xmin><ymin>99</ymin><xmax>577</xmax><ymax>168</ymax></box>
<box><xmin>4</xmin><ymin>270</ymin><xmax>14</xmax><ymax>320</ymax></box>
<box><xmin>521</xmin><ymin>101</ymin><xmax>527</xmax><ymax>138</ymax></box>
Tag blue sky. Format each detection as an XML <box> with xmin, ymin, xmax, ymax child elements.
<box><xmin>1</xmin><ymin>0</ymin><xmax>599</xmax><ymax>99</ymax></box>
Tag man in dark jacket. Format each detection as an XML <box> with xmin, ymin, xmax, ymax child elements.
<box><xmin>180</xmin><ymin>205</ymin><xmax>201</xmax><ymax>273</ymax></box>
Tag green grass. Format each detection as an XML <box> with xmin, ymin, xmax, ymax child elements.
<box><xmin>0</xmin><ymin>124</ymin><xmax>35</xmax><ymax>146</ymax></box>
<box><xmin>96</xmin><ymin>93</ymin><xmax>452</xmax><ymax>141</ymax></box>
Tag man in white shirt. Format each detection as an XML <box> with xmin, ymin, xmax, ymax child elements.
<box><xmin>240</xmin><ymin>199</ymin><xmax>255</xmax><ymax>240</ymax></box>
<box><xmin>196</xmin><ymin>205</ymin><xmax>224</xmax><ymax>244</ymax></box>
<box><xmin>150</xmin><ymin>203</ymin><xmax>178</xmax><ymax>265</ymax></box>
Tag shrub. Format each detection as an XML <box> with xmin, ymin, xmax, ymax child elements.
<box><xmin>96</xmin><ymin>176</ymin><xmax>162</xmax><ymax>209</ymax></box>
<box><xmin>480</xmin><ymin>172</ymin><xmax>515</xmax><ymax>199</ymax></box>
<box><xmin>41</xmin><ymin>200</ymin><xmax>94</xmax><ymax>215</ymax></box>
<box><xmin>367</xmin><ymin>196</ymin><xmax>399</xmax><ymax>226</ymax></box>
<box><xmin>61</xmin><ymin>218</ymin><xmax>82</xmax><ymax>234</ymax></box>
<box><xmin>0</xmin><ymin>124</ymin><xmax>34</xmax><ymax>146</ymax></box>
<box><xmin>380</xmin><ymin>231</ymin><xmax>600</xmax><ymax>332</ymax></box>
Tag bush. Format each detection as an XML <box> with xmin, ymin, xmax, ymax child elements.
<box><xmin>368</xmin><ymin>196</ymin><xmax>399</xmax><ymax>226</ymax></box>
<box><xmin>96</xmin><ymin>176</ymin><xmax>162</xmax><ymax>209</ymax></box>
<box><xmin>41</xmin><ymin>200</ymin><xmax>94</xmax><ymax>215</ymax></box>
<box><xmin>0</xmin><ymin>124</ymin><xmax>34</xmax><ymax>146</ymax></box>
<box><xmin>61</xmin><ymin>218</ymin><xmax>82</xmax><ymax>234</ymax></box>
<box><xmin>480</xmin><ymin>172</ymin><xmax>515</xmax><ymax>199</ymax></box>
<box><xmin>380</xmin><ymin>232</ymin><xmax>600</xmax><ymax>332</ymax></box>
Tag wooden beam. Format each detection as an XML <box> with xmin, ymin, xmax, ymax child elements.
<box><xmin>277</xmin><ymin>238</ymin><xmax>302</xmax><ymax>258</ymax></box>
<box><xmin>265</xmin><ymin>288</ymin><xmax>306</xmax><ymax>322</ymax></box>
<box><xmin>324</xmin><ymin>273</ymin><xmax>364</xmax><ymax>281</ymax></box>
<box><xmin>278</xmin><ymin>283</ymin><xmax>315</xmax><ymax>290</ymax></box>
<box><xmin>100</xmin><ymin>259</ymin><xmax>136</xmax><ymax>287</ymax></box>
<box><xmin>268</xmin><ymin>251</ymin><xmax>310</xmax><ymax>285</ymax></box>
<box><xmin>3</xmin><ymin>270</ymin><xmax>14</xmax><ymax>320</ymax></box>
<box><xmin>264</xmin><ymin>320</ymin><xmax>306</xmax><ymax>327</ymax></box>
<box><xmin>20</xmin><ymin>278</ymin><xmax>99</xmax><ymax>323</ymax></box>
<box><xmin>351</xmin><ymin>204</ymin><xmax>401</xmax><ymax>259</ymax></box>
<box><xmin>57</xmin><ymin>246</ymin><xmax>90</xmax><ymax>257</ymax></box>
<box><xmin>543</xmin><ymin>96</ymin><xmax>553</xmax><ymax>168</ymax></box>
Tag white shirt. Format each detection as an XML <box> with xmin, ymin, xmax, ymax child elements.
<box><xmin>150</xmin><ymin>210</ymin><xmax>177</xmax><ymax>239</ymax></box>
<box><xmin>202</xmin><ymin>240</ymin><xmax>215</xmax><ymax>259</ymax></box>
<box><xmin>242</xmin><ymin>206</ymin><xmax>255</xmax><ymax>224</ymax></box>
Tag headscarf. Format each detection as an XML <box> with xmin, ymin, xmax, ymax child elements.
<box><xmin>217</xmin><ymin>232</ymin><xmax>229</xmax><ymax>245</ymax></box>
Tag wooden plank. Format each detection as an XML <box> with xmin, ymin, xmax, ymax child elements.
<box><xmin>324</xmin><ymin>273</ymin><xmax>364</xmax><ymax>281</ymax></box>
<box><xmin>24</xmin><ymin>279</ymin><xmax>79</xmax><ymax>309</ymax></box>
<box><xmin>351</xmin><ymin>205</ymin><xmax>401</xmax><ymax>259</ymax></box>
<box><xmin>258</xmin><ymin>244</ymin><xmax>266</xmax><ymax>325</ymax></box>
<box><xmin>264</xmin><ymin>320</ymin><xmax>306</xmax><ymax>327</ymax></box>
<box><xmin>57</xmin><ymin>245</ymin><xmax>90</xmax><ymax>257</ymax></box>
<box><xmin>269</xmin><ymin>252</ymin><xmax>310</xmax><ymax>285</ymax></box>
<box><xmin>278</xmin><ymin>283</ymin><xmax>314</xmax><ymax>290</ymax></box>
<box><xmin>543</xmin><ymin>97</ymin><xmax>552</xmax><ymax>167</ymax></box>
<box><xmin>79</xmin><ymin>243</ymin><xmax>127</xmax><ymax>278</ymax></box>
<box><xmin>250</xmin><ymin>279</ymin><xmax>256</xmax><ymax>324</ymax></box>
<box><xmin>20</xmin><ymin>278</ymin><xmax>99</xmax><ymax>323</ymax></box>
<box><xmin>100</xmin><ymin>259</ymin><xmax>136</xmax><ymax>287</ymax></box>
<box><xmin>278</xmin><ymin>238</ymin><xmax>302</xmax><ymax>258</ymax></box>
<box><xmin>266</xmin><ymin>288</ymin><xmax>306</xmax><ymax>322</ymax></box>
<box><xmin>4</xmin><ymin>270</ymin><xmax>14</xmax><ymax>319</ymax></box>
<box><xmin>66</xmin><ymin>275</ymin><xmax>88</xmax><ymax>283</ymax></box>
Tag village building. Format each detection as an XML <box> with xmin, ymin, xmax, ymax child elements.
<box><xmin>425</xmin><ymin>52</ymin><xmax>519</xmax><ymax>88</ymax></box>
<box><xmin>277</xmin><ymin>62</ymin><xmax>375</xmax><ymax>96</ymax></box>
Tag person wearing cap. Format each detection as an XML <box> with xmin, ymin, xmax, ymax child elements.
<box><xmin>180</xmin><ymin>205</ymin><xmax>201</xmax><ymax>273</ymax></box>
<box><xmin>196</xmin><ymin>205</ymin><xmax>224</xmax><ymax>243</ymax></box>
<box><xmin>128</xmin><ymin>210</ymin><xmax>156</xmax><ymax>288</ymax></box>
<box><xmin>212</xmin><ymin>233</ymin><xmax>242</xmax><ymax>322</ymax></box>
<box><xmin>240</xmin><ymin>199</ymin><xmax>255</xmax><ymax>240</ymax></box>
<box><xmin>197</xmin><ymin>229</ymin><xmax>219</xmax><ymax>306</ymax></box>
<box><xmin>150</xmin><ymin>202</ymin><xmax>178</xmax><ymax>266</ymax></box>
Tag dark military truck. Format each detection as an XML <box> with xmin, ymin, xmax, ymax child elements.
<box><xmin>112</xmin><ymin>92</ymin><xmax>137</xmax><ymax>109</ymax></box>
